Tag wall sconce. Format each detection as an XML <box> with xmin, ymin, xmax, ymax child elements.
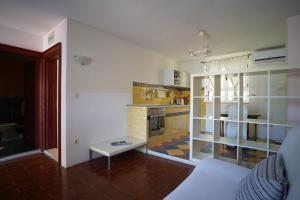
<box><xmin>74</xmin><ymin>55</ymin><xmax>92</xmax><ymax>66</ymax></box>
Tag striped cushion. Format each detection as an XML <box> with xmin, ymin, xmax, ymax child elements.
<box><xmin>236</xmin><ymin>154</ymin><xmax>288</xmax><ymax>200</ymax></box>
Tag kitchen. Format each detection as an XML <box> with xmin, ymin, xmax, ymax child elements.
<box><xmin>127</xmin><ymin>69</ymin><xmax>191</xmax><ymax>161</ymax></box>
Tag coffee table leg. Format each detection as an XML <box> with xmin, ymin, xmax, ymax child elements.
<box><xmin>89</xmin><ymin>149</ymin><xmax>93</xmax><ymax>161</ymax></box>
<box><xmin>146</xmin><ymin>145</ymin><xmax>149</xmax><ymax>155</ymax></box>
<box><xmin>108</xmin><ymin>156</ymin><xmax>111</xmax><ymax>170</ymax></box>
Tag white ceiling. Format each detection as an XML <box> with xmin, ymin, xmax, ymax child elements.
<box><xmin>1</xmin><ymin>0</ymin><xmax>300</xmax><ymax>60</ymax></box>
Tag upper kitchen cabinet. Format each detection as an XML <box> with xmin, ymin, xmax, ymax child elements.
<box><xmin>163</xmin><ymin>69</ymin><xmax>190</xmax><ymax>88</ymax></box>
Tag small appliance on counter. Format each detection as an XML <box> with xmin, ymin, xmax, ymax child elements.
<box><xmin>175</xmin><ymin>98</ymin><xmax>185</xmax><ymax>105</ymax></box>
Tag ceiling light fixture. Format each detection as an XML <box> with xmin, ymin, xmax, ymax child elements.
<box><xmin>189</xmin><ymin>30</ymin><xmax>211</xmax><ymax>58</ymax></box>
<box><xmin>74</xmin><ymin>55</ymin><xmax>92</xmax><ymax>66</ymax></box>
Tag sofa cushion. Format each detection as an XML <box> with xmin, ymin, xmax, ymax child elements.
<box><xmin>164</xmin><ymin>159</ymin><xmax>250</xmax><ymax>200</ymax></box>
<box><xmin>236</xmin><ymin>154</ymin><xmax>288</xmax><ymax>200</ymax></box>
<box><xmin>278</xmin><ymin>126</ymin><xmax>300</xmax><ymax>200</ymax></box>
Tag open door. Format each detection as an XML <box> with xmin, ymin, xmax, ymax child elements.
<box><xmin>42</xmin><ymin>43</ymin><xmax>61</xmax><ymax>164</ymax></box>
<box><xmin>0</xmin><ymin>43</ymin><xmax>61</xmax><ymax>164</ymax></box>
<box><xmin>0</xmin><ymin>43</ymin><xmax>43</xmax><ymax>159</ymax></box>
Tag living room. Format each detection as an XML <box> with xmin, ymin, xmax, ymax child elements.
<box><xmin>0</xmin><ymin>1</ymin><xmax>300</xmax><ymax>199</ymax></box>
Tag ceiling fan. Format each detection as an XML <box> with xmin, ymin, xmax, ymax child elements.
<box><xmin>188</xmin><ymin>30</ymin><xmax>211</xmax><ymax>58</ymax></box>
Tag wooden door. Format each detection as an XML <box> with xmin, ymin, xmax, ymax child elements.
<box><xmin>44</xmin><ymin>58</ymin><xmax>58</xmax><ymax>149</ymax></box>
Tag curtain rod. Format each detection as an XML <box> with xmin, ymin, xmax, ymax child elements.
<box><xmin>200</xmin><ymin>53</ymin><xmax>252</xmax><ymax>64</ymax></box>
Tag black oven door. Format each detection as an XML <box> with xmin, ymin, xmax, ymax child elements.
<box><xmin>148</xmin><ymin>114</ymin><xmax>165</xmax><ymax>137</ymax></box>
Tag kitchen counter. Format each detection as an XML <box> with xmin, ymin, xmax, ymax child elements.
<box><xmin>127</xmin><ymin>104</ymin><xmax>190</xmax><ymax>146</ymax></box>
<box><xmin>127</xmin><ymin>104</ymin><xmax>190</xmax><ymax>108</ymax></box>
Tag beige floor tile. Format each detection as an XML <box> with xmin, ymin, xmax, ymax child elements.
<box><xmin>167</xmin><ymin>150</ymin><xmax>185</xmax><ymax>156</ymax></box>
<box><xmin>177</xmin><ymin>144</ymin><xmax>189</xmax><ymax>150</ymax></box>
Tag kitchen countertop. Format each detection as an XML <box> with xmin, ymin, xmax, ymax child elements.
<box><xmin>127</xmin><ymin>104</ymin><xmax>190</xmax><ymax>108</ymax></box>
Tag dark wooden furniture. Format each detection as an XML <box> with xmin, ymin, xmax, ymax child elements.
<box><xmin>220</xmin><ymin>114</ymin><xmax>261</xmax><ymax>140</ymax></box>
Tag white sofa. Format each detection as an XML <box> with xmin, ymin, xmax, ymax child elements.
<box><xmin>165</xmin><ymin>127</ymin><xmax>300</xmax><ymax>200</ymax></box>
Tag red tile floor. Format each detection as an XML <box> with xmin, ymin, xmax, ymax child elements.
<box><xmin>0</xmin><ymin>151</ymin><xmax>194</xmax><ymax>200</ymax></box>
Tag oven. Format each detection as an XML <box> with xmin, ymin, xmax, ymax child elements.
<box><xmin>148</xmin><ymin>107</ymin><xmax>165</xmax><ymax>137</ymax></box>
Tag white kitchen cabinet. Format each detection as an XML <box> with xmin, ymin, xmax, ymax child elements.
<box><xmin>163</xmin><ymin>69</ymin><xmax>190</xmax><ymax>88</ymax></box>
<box><xmin>181</xmin><ymin>71</ymin><xmax>190</xmax><ymax>87</ymax></box>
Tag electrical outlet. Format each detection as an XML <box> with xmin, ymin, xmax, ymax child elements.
<box><xmin>74</xmin><ymin>138</ymin><xmax>80</xmax><ymax>144</ymax></box>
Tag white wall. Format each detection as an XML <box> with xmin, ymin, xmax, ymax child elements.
<box><xmin>66</xmin><ymin>20</ymin><xmax>175</xmax><ymax>167</ymax></box>
<box><xmin>43</xmin><ymin>18</ymin><xmax>68</xmax><ymax>167</ymax></box>
<box><xmin>177</xmin><ymin>60</ymin><xmax>204</xmax><ymax>74</ymax></box>
<box><xmin>0</xmin><ymin>24</ymin><xmax>42</xmax><ymax>51</ymax></box>
<box><xmin>288</xmin><ymin>14</ymin><xmax>300</xmax><ymax>65</ymax></box>
<box><xmin>287</xmin><ymin>14</ymin><xmax>300</xmax><ymax>123</ymax></box>
<box><xmin>288</xmin><ymin>71</ymin><xmax>300</xmax><ymax>122</ymax></box>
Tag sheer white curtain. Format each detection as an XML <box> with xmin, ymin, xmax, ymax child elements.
<box><xmin>204</xmin><ymin>55</ymin><xmax>249</xmax><ymax>74</ymax></box>
<box><xmin>203</xmin><ymin>55</ymin><xmax>250</xmax><ymax>139</ymax></box>
<box><xmin>203</xmin><ymin>55</ymin><xmax>250</xmax><ymax>102</ymax></box>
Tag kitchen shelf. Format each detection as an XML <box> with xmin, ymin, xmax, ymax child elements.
<box><xmin>194</xmin><ymin>117</ymin><xmax>275</xmax><ymax>125</ymax></box>
<box><xmin>214</xmin><ymin>137</ymin><xmax>237</xmax><ymax>146</ymax></box>
<box><xmin>241</xmin><ymin>96</ymin><xmax>269</xmax><ymax>99</ymax></box>
<box><xmin>270</xmin><ymin>97</ymin><xmax>300</xmax><ymax>126</ymax></box>
<box><xmin>193</xmin><ymin>133</ymin><xmax>213</xmax><ymax>142</ymax></box>
<box><xmin>193</xmin><ymin>97</ymin><xmax>213</xmax><ymax>118</ymax></box>
<box><xmin>193</xmin><ymin>116</ymin><xmax>214</xmax><ymax>120</ymax></box>
<box><xmin>268</xmin><ymin>126</ymin><xmax>289</xmax><ymax>152</ymax></box>
<box><xmin>192</xmin><ymin>140</ymin><xmax>213</xmax><ymax>161</ymax></box>
<box><xmin>192</xmin><ymin>118</ymin><xmax>214</xmax><ymax>140</ymax></box>
<box><xmin>193</xmin><ymin>96</ymin><xmax>210</xmax><ymax>99</ymax></box>
<box><xmin>239</xmin><ymin>140</ymin><xmax>268</xmax><ymax>151</ymax></box>
<box><xmin>269</xmin><ymin>96</ymin><xmax>300</xmax><ymax>99</ymax></box>
<box><xmin>269</xmin><ymin>121</ymin><xmax>299</xmax><ymax>127</ymax></box>
<box><xmin>240</xmin><ymin>119</ymin><xmax>268</xmax><ymax>125</ymax></box>
<box><xmin>239</xmin><ymin>147</ymin><xmax>267</xmax><ymax>169</ymax></box>
<box><xmin>192</xmin><ymin>152</ymin><xmax>212</xmax><ymax>160</ymax></box>
<box><xmin>190</xmin><ymin>65</ymin><xmax>300</xmax><ymax>167</ymax></box>
<box><xmin>164</xmin><ymin>69</ymin><xmax>189</xmax><ymax>88</ymax></box>
<box><xmin>215</xmin><ymin>117</ymin><xmax>239</xmax><ymax>122</ymax></box>
<box><xmin>214</xmin><ymin>143</ymin><xmax>238</xmax><ymax>164</ymax></box>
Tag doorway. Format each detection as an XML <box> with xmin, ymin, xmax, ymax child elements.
<box><xmin>0</xmin><ymin>53</ymin><xmax>38</xmax><ymax>158</ymax></box>
<box><xmin>0</xmin><ymin>43</ymin><xmax>61</xmax><ymax>164</ymax></box>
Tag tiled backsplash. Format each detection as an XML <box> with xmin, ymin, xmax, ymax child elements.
<box><xmin>132</xmin><ymin>82</ymin><xmax>190</xmax><ymax>105</ymax></box>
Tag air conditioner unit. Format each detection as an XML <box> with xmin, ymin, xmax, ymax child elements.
<box><xmin>252</xmin><ymin>48</ymin><xmax>287</xmax><ymax>64</ymax></box>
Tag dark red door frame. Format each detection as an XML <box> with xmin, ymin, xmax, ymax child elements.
<box><xmin>0</xmin><ymin>44</ymin><xmax>43</xmax><ymax>150</ymax></box>
<box><xmin>0</xmin><ymin>43</ymin><xmax>62</xmax><ymax>165</ymax></box>
<box><xmin>0</xmin><ymin>43</ymin><xmax>42</xmax><ymax>58</ymax></box>
<box><xmin>42</xmin><ymin>43</ymin><xmax>62</xmax><ymax>165</ymax></box>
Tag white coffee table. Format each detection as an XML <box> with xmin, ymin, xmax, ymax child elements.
<box><xmin>89</xmin><ymin>136</ymin><xmax>147</xmax><ymax>169</ymax></box>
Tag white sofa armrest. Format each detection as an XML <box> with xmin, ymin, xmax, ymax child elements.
<box><xmin>165</xmin><ymin>158</ymin><xmax>250</xmax><ymax>200</ymax></box>
<box><xmin>195</xmin><ymin>159</ymin><xmax>250</xmax><ymax>183</ymax></box>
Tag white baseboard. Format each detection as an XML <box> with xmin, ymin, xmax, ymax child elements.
<box><xmin>0</xmin><ymin>149</ymin><xmax>42</xmax><ymax>163</ymax></box>
<box><xmin>44</xmin><ymin>148</ymin><xmax>58</xmax><ymax>162</ymax></box>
